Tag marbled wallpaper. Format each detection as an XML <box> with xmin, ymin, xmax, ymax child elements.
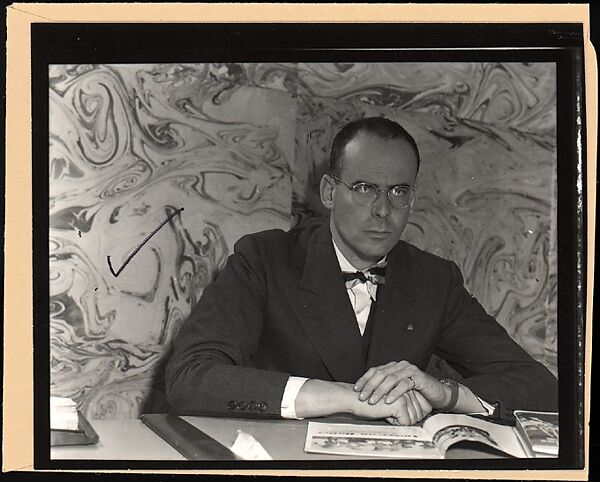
<box><xmin>49</xmin><ymin>63</ymin><xmax>557</xmax><ymax>419</ymax></box>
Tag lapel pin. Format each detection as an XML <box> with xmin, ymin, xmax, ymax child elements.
<box><xmin>406</xmin><ymin>324</ymin><xmax>414</xmax><ymax>331</ymax></box>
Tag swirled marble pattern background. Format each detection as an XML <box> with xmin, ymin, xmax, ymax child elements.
<box><xmin>49</xmin><ymin>63</ymin><xmax>557</xmax><ymax>419</ymax></box>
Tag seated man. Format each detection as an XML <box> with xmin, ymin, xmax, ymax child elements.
<box><xmin>165</xmin><ymin>117</ymin><xmax>558</xmax><ymax>425</ymax></box>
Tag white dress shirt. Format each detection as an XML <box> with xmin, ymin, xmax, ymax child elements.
<box><xmin>280</xmin><ymin>239</ymin><xmax>494</xmax><ymax>419</ymax></box>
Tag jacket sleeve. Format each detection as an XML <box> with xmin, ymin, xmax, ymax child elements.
<box><xmin>164</xmin><ymin>235</ymin><xmax>290</xmax><ymax>418</ymax></box>
<box><xmin>434</xmin><ymin>261</ymin><xmax>558</xmax><ymax>414</ymax></box>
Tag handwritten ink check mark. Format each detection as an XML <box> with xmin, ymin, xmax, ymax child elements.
<box><xmin>107</xmin><ymin>207</ymin><xmax>184</xmax><ymax>277</ymax></box>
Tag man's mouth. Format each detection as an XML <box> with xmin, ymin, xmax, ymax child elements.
<box><xmin>364</xmin><ymin>230</ymin><xmax>391</xmax><ymax>238</ymax></box>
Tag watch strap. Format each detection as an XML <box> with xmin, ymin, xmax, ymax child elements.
<box><xmin>439</xmin><ymin>378</ymin><xmax>459</xmax><ymax>412</ymax></box>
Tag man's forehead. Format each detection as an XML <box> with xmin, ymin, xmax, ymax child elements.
<box><xmin>343</xmin><ymin>132</ymin><xmax>415</xmax><ymax>157</ymax></box>
<box><xmin>341</xmin><ymin>133</ymin><xmax>418</xmax><ymax>178</ymax></box>
<box><xmin>343</xmin><ymin>132</ymin><xmax>376</xmax><ymax>156</ymax></box>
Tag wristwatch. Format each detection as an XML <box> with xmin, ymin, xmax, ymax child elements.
<box><xmin>438</xmin><ymin>378</ymin><xmax>459</xmax><ymax>412</ymax></box>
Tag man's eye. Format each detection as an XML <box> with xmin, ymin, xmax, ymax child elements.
<box><xmin>391</xmin><ymin>186</ymin><xmax>410</xmax><ymax>197</ymax></box>
<box><xmin>353</xmin><ymin>184</ymin><xmax>374</xmax><ymax>194</ymax></box>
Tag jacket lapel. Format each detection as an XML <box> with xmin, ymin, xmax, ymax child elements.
<box><xmin>366</xmin><ymin>241</ymin><xmax>424</xmax><ymax>367</ymax></box>
<box><xmin>286</xmin><ymin>224</ymin><xmax>367</xmax><ymax>383</ymax></box>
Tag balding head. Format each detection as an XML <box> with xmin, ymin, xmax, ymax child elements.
<box><xmin>329</xmin><ymin>117</ymin><xmax>421</xmax><ymax>177</ymax></box>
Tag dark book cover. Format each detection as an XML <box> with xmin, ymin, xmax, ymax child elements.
<box><xmin>514</xmin><ymin>410</ymin><xmax>559</xmax><ymax>457</ymax></box>
<box><xmin>50</xmin><ymin>412</ymin><xmax>99</xmax><ymax>447</ymax></box>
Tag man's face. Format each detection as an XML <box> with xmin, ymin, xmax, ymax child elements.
<box><xmin>323</xmin><ymin>131</ymin><xmax>418</xmax><ymax>269</ymax></box>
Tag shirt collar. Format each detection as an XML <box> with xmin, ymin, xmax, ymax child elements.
<box><xmin>332</xmin><ymin>239</ymin><xmax>387</xmax><ymax>272</ymax></box>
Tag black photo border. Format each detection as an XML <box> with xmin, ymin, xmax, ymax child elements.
<box><xmin>32</xmin><ymin>22</ymin><xmax>586</xmax><ymax>473</ymax></box>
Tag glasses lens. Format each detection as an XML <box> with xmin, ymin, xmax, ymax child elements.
<box><xmin>351</xmin><ymin>183</ymin><xmax>378</xmax><ymax>206</ymax></box>
<box><xmin>389</xmin><ymin>186</ymin><xmax>413</xmax><ymax>208</ymax></box>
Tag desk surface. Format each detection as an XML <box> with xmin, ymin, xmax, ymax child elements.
<box><xmin>51</xmin><ymin>416</ymin><xmax>508</xmax><ymax>461</ymax></box>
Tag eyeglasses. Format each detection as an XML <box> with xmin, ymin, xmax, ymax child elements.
<box><xmin>331</xmin><ymin>175</ymin><xmax>415</xmax><ymax>209</ymax></box>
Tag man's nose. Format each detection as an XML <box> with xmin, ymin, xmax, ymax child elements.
<box><xmin>371</xmin><ymin>191</ymin><xmax>392</xmax><ymax>218</ymax></box>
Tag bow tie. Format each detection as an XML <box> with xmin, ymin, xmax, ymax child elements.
<box><xmin>342</xmin><ymin>266</ymin><xmax>386</xmax><ymax>285</ymax></box>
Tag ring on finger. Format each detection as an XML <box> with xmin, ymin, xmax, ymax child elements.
<box><xmin>408</xmin><ymin>376</ymin><xmax>416</xmax><ymax>389</ymax></box>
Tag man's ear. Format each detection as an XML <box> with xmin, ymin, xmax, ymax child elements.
<box><xmin>320</xmin><ymin>174</ymin><xmax>335</xmax><ymax>210</ymax></box>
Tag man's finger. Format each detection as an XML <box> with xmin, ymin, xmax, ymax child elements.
<box><xmin>359</xmin><ymin>364</ymin><xmax>407</xmax><ymax>401</ymax></box>
<box><xmin>385</xmin><ymin>416</ymin><xmax>399</xmax><ymax>426</ymax></box>
<box><xmin>383</xmin><ymin>366</ymin><xmax>421</xmax><ymax>402</ymax></box>
<box><xmin>403</xmin><ymin>393</ymin><xmax>417</xmax><ymax>425</ymax></box>
<box><xmin>368</xmin><ymin>374</ymin><xmax>404</xmax><ymax>404</ymax></box>
<box><xmin>353</xmin><ymin>367</ymin><xmax>377</xmax><ymax>391</ymax></box>
<box><xmin>384</xmin><ymin>376</ymin><xmax>418</xmax><ymax>404</ymax></box>
<box><xmin>359</xmin><ymin>364</ymin><xmax>411</xmax><ymax>401</ymax></box>
<box><xmin>357</xmin><ymin>370</ymin><xmax>389</xmax><ymax>401</ymax></box>
<box><xmin>390</xmin><ymin>395</ymin><xmax>411</xmax><ymax>426</ymax></box>
<box><xmin>353</xmin><ymin>361</ymin><xmax>408</xmax><ymax>391</ymax></box>
<box><xmin>354</xmin><ymin>363</ymin><xmax>394</xmax><ymax>391</ymax></box>
<box><xmin>413</xmin><ymin>390</ymin><xmax>433</xmax><ymax>415</ymax></box>
<box><xmin>407</xmin><ymin>390</ymin><xmax>422</xmax><ymax>422</ymax></box>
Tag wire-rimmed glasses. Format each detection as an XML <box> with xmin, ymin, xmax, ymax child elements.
<box><xmin>331</xmin><ymin>175</ymin><xmax>415</xmax><ymax>209</ymax></box>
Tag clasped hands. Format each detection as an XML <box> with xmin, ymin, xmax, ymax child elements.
<box><xmin>351</xmin><ymin>361</ymin><xmax>451</xmax><ymax>426</ymax></box>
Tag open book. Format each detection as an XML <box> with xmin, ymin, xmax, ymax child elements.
<box><xmin>305</xmin><ymin>412</ymin><xmax>558</xmax><ymax>459</ymax></box>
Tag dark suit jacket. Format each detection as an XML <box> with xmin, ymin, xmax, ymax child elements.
<box><xmin>165</xmin><ymin>222</ymin><xmax>558</xmax><ymax>418</ymax></box>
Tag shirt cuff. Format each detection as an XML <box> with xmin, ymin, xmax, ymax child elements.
<box><xmin>280</xmin><ymin>376</ymin><xmax>309</xmax><ymax>419</ymax></box>
<box><xmin>469</xmin><ymin>396</ymin><xmax>496</xmax><ymax>416</ymax></box>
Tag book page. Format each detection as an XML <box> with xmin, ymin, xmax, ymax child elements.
<box><xmin>304</xmin><ymin>422</ymin><xmax>443</xmax><ymax>459</ymax></box>
<box><xmin>422</xmin><ymin>414</ymin><xmax>529</xmax><ymax>458</ymax></box>
<box><xmin>50</xmin><ymin>396</ymin><xmax>78</xmax><ymax>431</ymax></box>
